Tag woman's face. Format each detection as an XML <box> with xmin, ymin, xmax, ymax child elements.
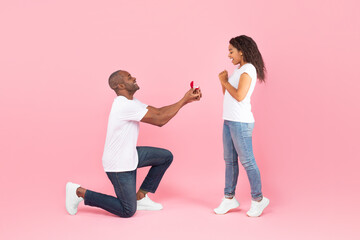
<box><xmin>228</xmin><ymin>44</ymin><xmax>242</xmax><ymax>65</ymax></box>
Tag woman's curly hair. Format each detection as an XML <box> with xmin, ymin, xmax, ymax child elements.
<box><xmin>230</xmin><ymin>35</ymin><xmax>266</xmax><ymax>82</ymax></box>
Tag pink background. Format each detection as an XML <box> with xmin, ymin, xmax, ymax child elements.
<box><xmin>1</xmin><ymin>0</ymin><xmax>359</xmax><ymax>239</ymax></box>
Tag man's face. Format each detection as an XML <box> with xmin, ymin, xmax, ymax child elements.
<box><xmin>119</xmin><ymin>71</ymin><xmax>139</xmax><ymax>92</ymax></box>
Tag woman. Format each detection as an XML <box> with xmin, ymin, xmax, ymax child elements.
<box><xmin>214</xmin><ymin>35</ymin><xmax>269</xmax><ymax>217</ymax></box>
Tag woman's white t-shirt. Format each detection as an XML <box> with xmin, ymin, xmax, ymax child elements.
<box><xmin>223</xmin><ymin>63</ymin><xmax>257</xmax><ymax>123</ymax></box>
<box><xmin>102</xmin><ymin>96</ymin><xmax>148</xmax><ymax>172</ymax></box>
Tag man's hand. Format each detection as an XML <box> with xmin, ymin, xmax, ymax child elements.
<box><xmin>194</xmin><ymin>88</ymin><xmax>202</xmax><ymax>100</ymax></box>
<box><xmin>183</xmin><ymin>88</ymin><xmax>202</xmax><ymax>104</ymax></box>
<box><xmin>219</xmin><ymin>70</ymin><xmax>228</xmax><ymax>85</ymax></box>
<box><xmin>141</xmin><ymin>87</ymin><xmax>202</xmax><ymax>127</ymax></box>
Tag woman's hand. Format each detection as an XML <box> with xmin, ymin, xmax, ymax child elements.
<box><xmin>218</xmin><ymin>70</ymin><xmax>228</xmax><ymax>85</ymax></box>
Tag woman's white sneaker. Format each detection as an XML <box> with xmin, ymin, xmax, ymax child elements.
<box><xmin>214</xmin><ymin>197</ymin><xmax>240</xmax><ymax>214</ymax></box>
<box><xmin>246</xmin><ymin>197</ymin><xmax>270</xmax><ymax>217</ymax></box>
<box><xmin>136</xmin><ymin>194</ymin><xmax>163</xmax><ymax>211</ymax></box>
<box><xmin>65</xmin><ymin>182</ymin><xmax>84</xmax><ymax>215</ymax></box>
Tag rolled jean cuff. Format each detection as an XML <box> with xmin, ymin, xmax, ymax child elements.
<box><xmin>252</xmin><ymin>195</ymin><xmax>263</xmax><ymax>201</ymax></box>
<box><xmin>225</xmin><ymin>194</ymin><xmax>235</xmax><ymax>198</ymax></box>
<box><xmin>83</xmin><ymin>189</ymin><xmax>95</xmax><ymax>206</ymax></box>
<box><xmin>139</xmin><ymin>187</ymin><xmax>155</xmax><ymax>194</ymax></box>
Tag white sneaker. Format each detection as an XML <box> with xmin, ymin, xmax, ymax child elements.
<box><xmin>137</xmin><ymin>194</ymin><xmax>163</xmax><ymax>211</ymax></box>
<box><xmin>66</xmin><ymin>182</ymin><xmax>83</xmax><ymax>215</ymax></box>
<box><xmin>246</xmin><ymin>197</ymin><xmax>270</xmax><ymax>217</ymax></box>
<box><xmin>214</xmin><ymin>197</ymin><xmax>240</xmax><ymax>214</ymax></box>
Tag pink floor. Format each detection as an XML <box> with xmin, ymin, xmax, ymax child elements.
<box><xmin>1</xmin><ymin>167</ymin><xmax>359</xmax><ymax>240</ymax></box>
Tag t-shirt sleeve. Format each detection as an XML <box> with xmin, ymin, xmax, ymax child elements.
<box><xmin>134</xmin><ymin>98</ymin><xmax>148</xmax><ymax>109</ymax></box>
<box><xmin>242</xmin><ymin>64</ymin><xmax>256</xmax><ymax>80</ymax></box>
<box><xmin>117</xmin><ymin>98</ymin><xmax>148</xmax><ymax>122</ymax></box>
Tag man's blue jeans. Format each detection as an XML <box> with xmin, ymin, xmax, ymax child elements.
<box><xmin>223</xmin><ymin>120</ymin><xmax>263</xmax><ymax>200</ymax></box>
<box><xmin>84</xmin><ymin>147</ymin><xmax>173</xmax><ymax>218</ymax></box>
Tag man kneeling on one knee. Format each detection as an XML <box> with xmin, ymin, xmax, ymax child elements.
<box><xmin>66</xmin><ymin>70</ymin><xmax>202</xmax><ymax>218</ymax></box>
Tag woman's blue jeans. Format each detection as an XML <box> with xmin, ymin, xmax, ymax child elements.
<box><xmin>84</xmin><ymin>146</ymin><xmax>173</xmax><ymax>218</ymax></box>
<box><xmin>223</xmin><ymin>120</ymin><xmax>263</xmax><ymax>200</ymax></box>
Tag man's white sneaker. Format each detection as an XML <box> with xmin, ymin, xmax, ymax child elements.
<box><xmin>246</xmin><ymin>197</ymin><xmax>270</xmax><ymax>217</ymax></box>
<box><xmin>66</xmin><ymin>182</ymin><xmax>84</xmax><ymax>215</ymax></box>
<box><xmin>137</xmin><ymin>194</ymin><xmax>163</xmax><ymax>211</ymax></box>
<box><xmin>214</xmin><ymin>197</ymin><xmax>240</xmax><ymax>214</ymax></box>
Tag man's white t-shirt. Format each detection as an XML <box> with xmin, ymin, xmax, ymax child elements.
<box><xmin>102</xmin><ymin>96</ymin><xmax>148</xmax><ymax>172</ymax></box>
<box><xmin>223</xmin><ymin>63</ymin><xmax>257</xmax><ymax>123</ymax></box>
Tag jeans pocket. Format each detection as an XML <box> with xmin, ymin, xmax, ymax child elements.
<box><xmin>241</xmin><ymin>123</ymin><xmax>254</xmax><ymax>137</ymax></box>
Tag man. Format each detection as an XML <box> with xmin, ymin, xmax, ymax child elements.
<box><xmin>66</xmin><ymin>70</ymin><xmax>202</xmax><ymax>217</ymax></box>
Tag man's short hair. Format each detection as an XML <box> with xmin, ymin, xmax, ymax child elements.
<box><xmin>108</xmin><ymin>70</ymin><xmax>124</xmax><ymax>91</ymax></box>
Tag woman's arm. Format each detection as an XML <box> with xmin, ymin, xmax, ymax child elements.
<box><xmin>221</xmin><ymin>84</ymin><xmax>226</xmax><ymax>95</ymax></box>
<box><xmin>219</xmin><ymin>70</ymin><xmax>252</xmax><ymax>102</ymax></box>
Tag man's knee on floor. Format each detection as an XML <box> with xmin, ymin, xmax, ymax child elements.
<box><xmin>123</xmin><ymin>210</ymin><xmax>136</xmax><ymax>218</ymax></box>
<box><xmin>120</xmin><ymin>206</ymin><xmax>136</xmax><ymax>218</ymax></box>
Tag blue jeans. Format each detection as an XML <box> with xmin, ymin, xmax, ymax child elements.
<box><xmin>84</xmin><ymin>146</ymin><xmax>173</xmax><ymax>218</ymax></box>
<box><xmin>223</xmin><ymin>120</ymin><xmax>262</xmax><ymax>200</ymax></box>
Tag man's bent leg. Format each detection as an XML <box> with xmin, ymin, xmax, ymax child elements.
<box><xmin>84</xmin><ymin>171</ymin><xmax>137</xmax><ymax>218</ymax></box>
<box><xmin>136</xmin><ymin>146</ymin><xmax>173</xmax><ymax>193</ymax></box>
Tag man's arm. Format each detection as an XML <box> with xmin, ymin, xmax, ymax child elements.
<box><xmin>141</xmin><ymin>88</ymin><xmax>201</xmax><ymax>127</ymax></box>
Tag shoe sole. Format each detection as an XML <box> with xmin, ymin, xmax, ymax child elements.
<box><xmin>137</xmin><ymin>206</ymin><xmax>163</xmax><ymax>211</ymax></box>
<box><xmin>66</xmin><ymin>182</ymin><xmax>78</xmax><ymax>215</ymax></box>
<box><xmin>214</xmin><ymin>202</ymin><xmax>240</xmax><ymax>215</ymax></box>
<box><xmin>246</xmin><ymin>198</ymin><xmax>270</xmax><ymax>217</ymax></box>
